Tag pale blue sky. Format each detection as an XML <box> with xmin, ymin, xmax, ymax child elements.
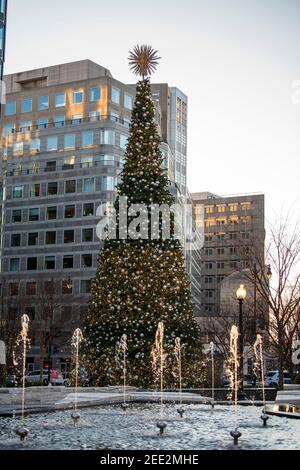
<box><xmin>4</xmin><ymin>0</ymin><xmax>300</xmax><ymax>224</ymax></box>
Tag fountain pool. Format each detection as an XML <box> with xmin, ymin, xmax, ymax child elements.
<box><xmin>0</xmin><ymin>404</ymin><xmax>299</xmax><ymax>450</ymax></box>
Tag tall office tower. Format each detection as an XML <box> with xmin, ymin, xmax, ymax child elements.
<box><xmin>191</xmin><ymin>191</ymin><xmax>265</xmax><ymax>329</ymax></box>
<box><xmin>0</xmin><ymin>0</ymin><xmax>7</xmax><ymax>83</ymax></box>
<box><xmin>0</xmin><ymin>60</ymin><xmax>194</xmax><ymax>370</ymax></box>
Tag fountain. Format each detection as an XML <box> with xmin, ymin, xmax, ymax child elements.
<box><xmin>116</xmin><ymin>334</ymin><xmax>128</xmax><ymax>411</ymax></box>
<box><xmin>71</xmin><ymin>328</ymin><xmax>83</xmax><ymax>426</ymax></box>
<box><xmin>15</xmin><ymin>314</ymin><xmax>30</xmax><ymax>441</ymax></box>
<box><xmin>227</xmin><ymin>325</ymin><xmax>241</xmax><ymax>445</ymax></box>
<box><xmin>253</xmin><ymin>334</ymin><xmax>269</xmax><ymax>426</ymax></box>
<box><xmin>151</xmin><ymin>322</ymin><xmax>167</xmax><ymax>435</ymax></box>
<box><xmin>210</xmin><ymin>341</ymin><xmax>215</xmax><ymax>408</ymax></box>
<box><xmin>174</xmin><ymin>337</ymin><xmax>185</xmax><ymax>418</ymax></box>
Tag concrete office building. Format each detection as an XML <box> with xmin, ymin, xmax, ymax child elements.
<box><xmin>191</xmin><ymin>191</ymin><xmax>265</xmax><ymax>325</ymax></box>
<box><xmin>0</xmin><ymin>60</ymin><xmax>196</xmax><ymax>370</ymax></box>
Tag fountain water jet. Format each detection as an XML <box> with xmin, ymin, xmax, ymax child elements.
<box><xmin>71</xmin><ymin>328</ymin><xmax>83</xmax><ymax>426</ymax></box>
<box><xmin>152</xmin><ymin>322</ymin><xmax>167</xmax><ymax>435</ymax></box>
<box><xmin>174</xmin><ymin>337</ymin><xmax>184</xmax><ymax>418</ymax></box>
<box><xmin>254</xmin><ymin>334</ymin><xmax>269</xmax><ymax>426</ymax></box>
<box><xmin>15</xmin><ymin>314</ymin><xmax>30</xmax><ymax>441</ymax></box>
<box><xmin>227</xmin><ymin>325</ymin><xmax>241</xmax><ymax>445</ymax></box>
<box><xmin>210</xmin><ymin>341</ymin><xmax>215</xmax><ymax>408</ymax></box>
<box><xmin>116</xmin><ymin>334</ymin><xmax>128</xmax><ymax>411</ymax></box>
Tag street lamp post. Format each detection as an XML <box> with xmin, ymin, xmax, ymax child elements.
<box><xmin>236</xmin><ymin>284</ymin><xmax>247</xmax><ymax>391</ymax></box>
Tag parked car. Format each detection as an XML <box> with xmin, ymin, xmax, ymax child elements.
<box><xmin>24</xmin><ymin>369</ymin><xmax>66</xmax><ymax>386</ymax></box>
<box><xmin>24</xmin><ymin>370</ymin><xmax>50</xmax><ymax>386</ymax></box>
<box><xmin>265</xmin><ymin>370</ymin><xmax>292</xmax><ymax>387</ymax></box>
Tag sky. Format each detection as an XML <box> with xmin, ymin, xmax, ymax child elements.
<box><xmin>4</xmin><ymin>0</ymin><xmax>300</xmax><ymax>226</ymax></box>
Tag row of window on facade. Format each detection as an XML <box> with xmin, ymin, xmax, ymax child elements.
<box><xmin>203</xmin><ymin>260</ymin><xmax>247</xmax><ymax>270</ymax></box>
<box><xmin>9</xmin><ymin>224</ymin><xmax>97</xmax><ymax>247</ymax></box>
<box><xmin>3</xmin><ymin>113</ymin><xmax>131</xmax><ymax>137</ymax></box>
<box><xmin>204</xmin><ymin>232</ymin><xmax>250</xmax><ymax>241</ymax></box>
<box><xmin>201</xmin><ymin>202</ymin><xmax>252</xmax><ymax>213</ymax></box>
<box><xmin>6</xmin><ymin>279</ymin><xmax>91</xmax><ymax>298</ymax></box>
<box><xmin>204</xmin><ymin>246</ymin><xmax>239</xmax><ymax>255</ymax></box>
<box><xmin>8</xmin><ymin>203</ymin><xmax>100</xmax><ymax>224</ymax></box>
<box><xmin>7</xmin><ymin>154</ymin><xmax>123</xmax><ymax>177</ymax></box>
<box><xmin>4</xmin><ymin>87</ymin><xmax>133</xmax><ymax>116</ymax></box>
<box><xmin>3</xmin><ymin>130</ymin><xmax>128</xmax><ymax>156</ymax></box>
<box><xmin>8</xmin><ymin>253</ymin><xmax>95</xmax><ymax>274</ymax></box>
<box><xmin>203</xmin><ymin>216</ymin><xmax>252</xmax><ymax>227</ymax></box>
<box><xmin>10</xmin><ymin>176</ymin><xmax>116</xmax><ymax>201</ymax></box>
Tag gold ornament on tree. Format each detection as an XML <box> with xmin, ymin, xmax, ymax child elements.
<box><xmin>128</xmin><ymin>44</ymin><xmax>161</xmax><ymax>79</ymax></box>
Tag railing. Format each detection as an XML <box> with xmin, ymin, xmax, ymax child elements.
<box><xmin>6</xmin><ymin>115</ymin><xmax>131</xmax><ymax>135</ymax></box>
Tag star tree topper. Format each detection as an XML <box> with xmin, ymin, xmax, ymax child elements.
<box><xmin>128</xmin><ymin>44</ymin><xmax>161</xmax><ymax>79</ymax></box>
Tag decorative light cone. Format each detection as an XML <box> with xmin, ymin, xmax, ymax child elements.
<box><xmin>230</xmin><ymin>428</ymin><xmax>242</xmax><ymax>445</ymax></box>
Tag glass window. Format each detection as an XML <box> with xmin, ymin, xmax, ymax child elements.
<box><xmin>12</xmin><ymin>210</ymin><xmax>22</xmax><ymax>223</ymax></box>
<box><xmin>120</xmin><ymin>134</ymin><xmax>128</xmax><ymax>149</ymax></box>
<box><xmin>45</xmin><ymin>231</ymin><xmax>56</xmax><ymax>245</ymax></box>
<box><xmin>3</xmin><ymin>123</ymin><xmax>15</xmax><ymax>136</ymax></box>
<box><xmin>12</xmin><ymin>164</ymin><xmax>22</xmax><ymax>176</ymax></box>
<box><xmin>100</xmin><ymin>129</ymin><xmax>115</xmax><ymax>145</ymax></box>
<box><xmin>45</xmin><ymin>161</ymin><xmax>56</xmax><ymax>172</ymax></box>
<box><xmin>13</xmin><ymin>142</ymin><xmax>23</xmax><ymax>156</ymax></box>
<box><xmin>54</xmin><ymin>115</ymin><xmax>65</xmax><ymax>127</ymax></box>
<box><xmin>65</xmin><ymin>180</ymin><xmax>76</xmax><ymax>194</ymax></box>
<box><xmin>89</xmin><ymin>110</ymin><xmax>100</xmax><ymax>121</ymax></box>
<box><xmin>37</xmin><ymin>118</ymin><xmax>48</xmax><ymax>129</ymax></box>
<box><xmin>28</xmin><ymin>232</ymin><xmax>38</xmax><ymax>246</ymax></box>
<box><xmin>82</xmin><ymin>228</ymin><xmax>93</xmax><ymax>242</ymax></box>
<box><xmin>47</xmin><ymin>136</ymin><xmax>58</xmax><ymax>151</ymax></box>
<box><xmin>111</xmin><ymin>87</ymin><xmax>120</xmax><ymax>104</ymax></box>
<box><xmin>63</xmin><ymin>156</ymin><xmax>75</xmax><ymax>169</ymax></box>
<box><xmin>55</xmin><ymin>92</ymin><xmax>66</xmax><ymax>107</ymax></box>
<box><xmin>12</xmin><ymin>185</ymin><xmax>23</xmax><ymax>199</ymax></box>
<box><xmin>90</xmin><ymin>87</ymin><xmax>100</xmax><ymax>102</ymax></box>
<box><xmin>47</xmin><ymin>206</ymin><xmax>57</xmax><ymax>220</ymax></box>
<box><xmin>73</xmin><ymin>90</ymin><xmax>84</xmax><ymax>104</ymax></box>
<box><xmin>38</xmin><ymin>96</ymin><xmax>49</xmax><ymax>111</ymax></box>
<box><xmin>29</xmin><ymin>208</ymin><xmax>39</xmax><ymax>221</ymax></box>
<box><xmin>83</xmin><ymin>177</ymin><xmax>95</xmax><ymax>193</ymax></box>
<box><xmin>21</xmin><ymin>98</ymin><xmax>32</xmax><ymax>113</ymax></box>
<box><xmin>64</xmin><ymin>230</ymin><xmax>74</xmax><ymax>244</ymax></box>
<box><xmin>111</xmin><ymin>111</ymin><xmax>119</xmax><ymax>122</ymax></box>
<box><xmin>83</xmin><ymin>203</ymin><xmax>94</xmax><ymax>217</ymax></box>
<box><xmin>10</xmin><ymin>283</ymin><xmax>19</xmax><ymax>296</ymax></box>
<box><xmin>64</xmin><ymin>205</ymin><xmax>75</xmax><ymax>218</ymax></box>
<box><xmin>64</xmin><ymin>134</ymin><xmax>76</xmax><ymax>149</ymax></box>
<box><xmin>124</xmin><ymin>93</ymin><xmax>133</xmax><ymax>110</ymax></box>
<box><xmin>20</xmin><ymin>120</ymin><xmax>32</xmax><ymax>131</ymax></box>
<box><xmin>80</xmin><ymin>280</ymin><xmax>91</xmax><ymax>294</ymax></box>
<box><xmin>30</xmin><ymin>184</ymin><xmax>40</xmax><ymax>198</ymax></box>
<box><xmin>80</xmin><ymin>156</ymin><xmax>93</xmax><ymax>168</ymax></box>
<box><xmin>45</xmin><ymin>256</ymin><xmax>55</xmax><ymax>270</ymax></box>
<box><xmin>26</xmin><ymin>282</ymin><xmax>37</xmax><ymax>296</ymax></box>
<box><xmin>10</xmin><ymin>258</ymin><xmax>20</xmax><ymax>272</ymax></box>
<box><xmin>82</xmin><ymin>131</ymin><xmax>94</xmax><ymax>147</ymax></box>
<box><xmin>29</xmin><ymin>138</ymin><xmax>40</xmax><ymax>154</ymax></box>
<box><xmin>27</xmin><ymin>257</ymin><xmax>37</xmax><ymax>271</ymax></box>
<box><xmin>5</xmin><ymin>101</ymin><xmax>16</xmax><ymax>116</ymax></box>
<box><xmin>72</xmin><ymin>114</ymin><xmax>82</xmax><ymax>125</ymax></box>
<box><xmin>11</xmin><ymin>234</ymin><xmax>21</xmax><ymax>247</ymax></box>
<box><xmin>62</xmin><ymin>279</ymin><xmax>73</xmax><ymax>295</ymax></box>
<box><xmin>101</xmin><ymin>176</ymin><xmax>116</xmax><ymax>191</ymax></box>
<box><xmin>47</xmin><ymin>182</ymin><xmax>58</xmax><ymax>196</ymax></box>
<box><xmin>82</xmin><ymin>254</ymin><xmax>92</xmax><ymax>268</ymax></box>
<box><xmin>63</xmin><ymin>256</ymin><xmax>74</xmax><ymax>269</ymax></box>
<box><xmin>100</xmin><ymin>154</ymin><xmax>114</xmax><ymax>165</ymax></box>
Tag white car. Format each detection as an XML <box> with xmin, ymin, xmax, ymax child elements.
<box><xmin>24</xmin><ymin>370</ymin><xmax>66</xmax><ymax>386</ymax></box>
<box><xmin>265</xmin><ymin>370</ymin><xmax>292</xmax><ymax>387</ymax></box>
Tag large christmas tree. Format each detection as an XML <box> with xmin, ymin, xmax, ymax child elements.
<box><xmin>82</xmin><ymin>45</ymin><xmax>204</xmax><ymax>387</ymax></box>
